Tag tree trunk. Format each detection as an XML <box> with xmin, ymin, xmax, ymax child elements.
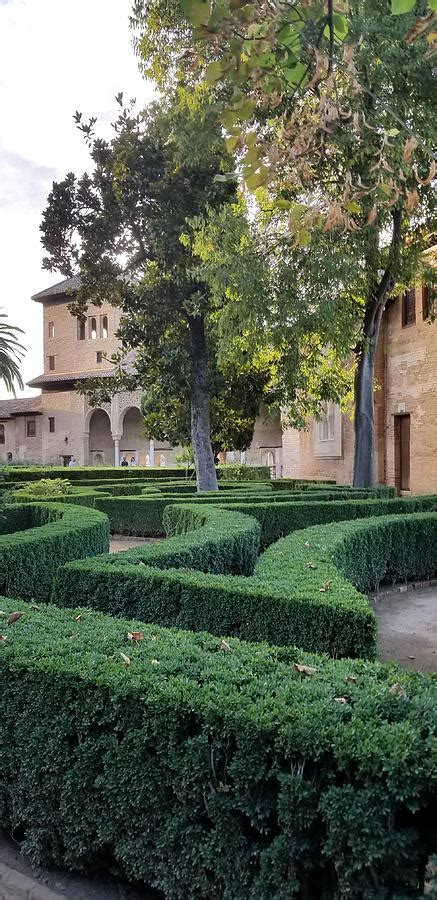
<box><xmin>353</xmin><ymin>309</ymin><xmax>382</xmax><ymax>487</ymax></box>
<box><xmin>353</xmin><ymin>208</ymin><xmax>402</xmax><ymax>488</ymax></box>
<box><xmin>188</xmin><ymin>314</ymin><xmax>218</xmax><ymax>491</ymax></box>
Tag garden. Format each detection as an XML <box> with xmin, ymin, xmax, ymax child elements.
<box><xmin>0</xmin><ymin>467</ymin><xmax>436</xmax><ymax>897</ymax></box>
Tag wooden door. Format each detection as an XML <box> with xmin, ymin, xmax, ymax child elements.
<box><xmin>395</xmin><ymin>414</ymin><xmax>411</xmax><ymax>492</ymax></box>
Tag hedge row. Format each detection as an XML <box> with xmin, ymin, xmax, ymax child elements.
<box><xmin>2</xmin><ymin>465</ymin><xmax>271</xmax><ymax>483</ymax></box>
<box><xmin>10</xmin><ymin>487</ymin><xmax>106</xmax><ymax>507</ymax></box>
<box><xmin>92</xmin><ymin>491</ymin><xmax>436</xmax><ymax>541</ymax></box>
<box><xmin>1</xmin><ymin>596</ymin><xmax>435</xmax><ymax>898</ymax></box>
<box><xmin>53</xmin><ymin>503</ymin><xmax>375</xmax><ymax>658</ymax></box>
<box><xmin>0</xmin><ymin>503</ymin><xmax>109</xmax><ymax>599</ymax></box>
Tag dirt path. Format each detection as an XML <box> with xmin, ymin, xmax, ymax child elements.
<box><xmin>0</xmin><ymin>831</ymin><xmax>160</xmax><ymax>900</ymax></box>
<box><xmin>370</xmin><ymin>582</ymin><xmax>437</xmax><ymax>672</ymax></box>
<box><xmin>109</xmin><ymin>535</ymin><xmax>162</xmax><ymax>553</ymax></box>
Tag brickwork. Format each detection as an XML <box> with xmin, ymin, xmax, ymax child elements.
<box><xmin>282</xmin><ymin>285</ymin><xmax>437</xmax><ymax>493</ymax></box>
<box><xmin>42</xmin><ymin>298</ymin><xmax>121</xmax><ymax>376</ymax></box>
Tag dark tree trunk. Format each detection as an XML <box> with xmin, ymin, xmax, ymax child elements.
<box><xmin>188</xmin><ymin>314</ymin><xmax>218</xmax><ymax>492</ymax></box>
<box><xmin>352</xmin><ymin>208</ymin><xmax>402</xmax><ymax>487</ymax></box>
<box><xmin>353</xmin><ymin>307</ymin><xmax>383</xmax><ymax>487</ymax></box>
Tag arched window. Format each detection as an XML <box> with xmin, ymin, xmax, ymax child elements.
<box><xmin>89</xmin><ymin>317</ymin><xmax>97</xmax><ymax>339</ymax></box>
<box><xmin>160</xmin><ymin>453</ymin><xmax>166</xmax><ymax>467</ymax></box>
<box><xmin>77</xmin><ymin>319</ymin><xmax>86</xmax><ymax>341</ymax></box>
<box><xmin>0</xmin><ymin>424</ymin><xmax>4</xmax><ymax>445</ymax></box>
<box><xmin>100</xmin><ymin>315</ymin><xmax>108</xmax><ymax>339</ymax></box>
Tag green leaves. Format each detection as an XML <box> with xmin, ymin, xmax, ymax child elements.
<box><xmin>391</xmin><ymin>0</ymin><xmax>415</xmax><ymax>12</ymax></box>
<box><xmin>180</xmin><ymin>0</ymin><xmax>211</xmax><ymax>26</ymax></box>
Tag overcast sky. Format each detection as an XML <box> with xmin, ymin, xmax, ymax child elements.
<box><xmin>0</xmin><ymin>0</ymin><xmax>153</xmax><ymax>398</ymax></box>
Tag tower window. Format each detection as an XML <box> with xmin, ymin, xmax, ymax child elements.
<box><xmin>77</xmin><ymin>319</ymin><xmax>86</xmax><ymax>340</ymax></box>
<box><xmin>48</xmin><ymin>356</ymin><xmax>55</xmax><ymax>371</ymax></box>
<box><xmin>402</xmin><ymin>289</ymin><xmax>416</xmax><ymax>327</ymax></box>
<box><xmin>48</xmin><ymin>321</ymin><xmax>55</xmax><ymax>338</ymax></box>
<box><xmin>0</xmin><ymin>424</ymin><xmax>4</xmax><ymax>445</ymax></box>
<box><xmin>26</xmin><ymin>420</ymin><xmax>36</xmax><ymax>438</ymax></box>
<box><xmin>318</xmin><ymin>402</ymin><xmax>335</xmax><ymax>441</ymax></box>
<box><xmin>96</xmin><ymin>351</ymin><xmax>103</xmax><ymax>363</ymax></box>
<box><xmin>422</xmin><ymin>283</ymin><xmax>436</xmax><ymax>320</ymax></box>
<box><xmin>89</xmin><ymin>317</ymin><xmax>97</xmax><ymax>339</ymax></box>
<box><xmin>48</xmin><ymin>417</ymin><xmax>55</xmax><ymax>433</ymax></box>
<box><xmin>100</xmin><ymin>315</ymin><xmax>108</xmax><ymax>339</ymax></box>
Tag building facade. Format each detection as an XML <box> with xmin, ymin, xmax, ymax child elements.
<box><xmin>0</xmin><ymin>277</ymin><xmax>283</xmax><ymax>469</ymax></box>
<box><xmin>282</xmin><ymin>283</ymin><xmax>437</xmax><ymax>494</ymax></box>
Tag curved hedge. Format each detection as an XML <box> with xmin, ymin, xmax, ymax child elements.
<box><xmin>0</xmin><ymin>596</ymin><xmax>435</xmax><ymax>897</ymax></box>
<box><xmin>0</xmin><ymin>502</ymin><xmax>109</xmax><ymax>599</ymax></box>
<box><xmin>10</xmin><ymin>487</ymin><xmax>107</xmax><ymax>507</ymax></box>
<box><xmin>91</xmin><ymin>491</ymin><xmax>437</xmax><ymax>541</ymax></box>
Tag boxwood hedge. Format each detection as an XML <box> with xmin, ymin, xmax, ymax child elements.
<box><xmin>92</xmin><ymin>491</ymin><xmax>437</xmax><ymax>541</ymax></box>
<box><xmin>0</xmin><ymin>597</ymin><xmax>435</xmax><ymax>898</ymax></box>
<box><xmin>0</xmin><ymin>502</ymin><xmax>109</xmax><ymax>599</ymax></box>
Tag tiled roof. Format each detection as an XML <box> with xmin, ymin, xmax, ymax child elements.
<box><xmin>27</xmin><ymin>369</ymin><xmax>115</xmax><ymax>388</ymax></box>
<box><xmin>0</xmin><ymin>396</ymin><xmax>42</xmax><ymax>419</ymax></box>
<box><xmin>31</xmin><ymin>275</ymin><xmax>81</xmax><ymax>302</ymax></box>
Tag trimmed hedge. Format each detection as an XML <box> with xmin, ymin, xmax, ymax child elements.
<box><xmin>0</xmin><ymin>596</ymin><xmax>435</xmax><ymax>897</ymax></box>
<box><xmin>92</xmin><ymin>491</ymin><xmax>435</xmax><ymax>540</ymax></box>
<box><xmin>0</xmin><ymin>502</ymin><xmax>109</xmax><ymax>599</ymax></box>
<box><xmin>3</xmin><ymin>465</ymin><xmax>270</xmax><ymax>483</ymax></box>
<box><xmin>10</xmin><ymin>487</ymin><xmax>106</xmax><ymax>508</ymax></box>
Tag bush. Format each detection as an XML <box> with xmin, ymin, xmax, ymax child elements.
<box><xmin>9</xmin><ymin>488</ymin><xmax>107</xmax><ymax>509</ymax></box>
<box><xmin>217</xmin><ymin>463</ymin><xmax>270</xmax><ymax>481</ymax></box>
<box><xmin>0</xmin><ymin>596</ymin><xmax>435</xmax><ymax>898</ymax></box>
<box><xmin>92</xmin><ymin>490</ymin><xmax>433</xmax><ymax>540</ymax></box>
<box><xmin>12</xmin><ymin>478</ymin><xmax>72</xmax><ymax>498</ymax></box>
<box><xmin>0</xmin><ymin>502</ymin><xmax>109</xmax><ymax>599</ymax></box>
<box><xmin>56</xmin><ymin>503</ymin><xmax>437</xmax><ymax>659</ymax></box>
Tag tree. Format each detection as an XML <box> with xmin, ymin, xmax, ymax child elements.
<box><xmin>141</xmin><ymin>352</ymin><xmax>278</xmax><ymax>455</ymax></box>
<box><xmin>0</xmin><ymin>312</ymin><xmax>25</xmax><ymax>395</ymax></box>
<box><xmin>132</xmin><ymin>0</ymin><xmax>436</xmax><ymax>485</ymax></box>
<box><xmin>40</xmin><ymin>94</ymin><xmax>240</xmax><ymax>491</ymax></box>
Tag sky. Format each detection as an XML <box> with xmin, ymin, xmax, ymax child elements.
<box><xmin>0</xmin><ymin>0</ymin><xmax>153</xmax><ymax>398</ymax></box>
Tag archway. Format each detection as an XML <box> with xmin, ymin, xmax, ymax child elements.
<box><xmin>89</xmin><ymin>409</ymin><xmax>114</xmax><ymax>466</ymax></box>
<box><xmin>120</xmin><ymin>407</ymin><xmax>150</xmax><ymax>466</ymax></box>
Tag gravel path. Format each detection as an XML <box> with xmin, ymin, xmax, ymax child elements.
<box><xmin>370</xmin><ymin>582</ymin><xmax>437</xmax><ymax>672</ymax></box>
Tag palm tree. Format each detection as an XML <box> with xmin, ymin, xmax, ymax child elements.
<box><xmin>0</xmin><ymin>311</ymin><xmax>25</xmax><ymax>394</ymax></box>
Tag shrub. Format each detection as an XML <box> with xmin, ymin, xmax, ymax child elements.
<box><xmin>12</xmin><ymin>478</ymin><xmax>72</xmax><ymax>498</ymax></box>
<box><xmin>0</xmin><ymin>502</ymin><xmax>109</xmax><ymax>599</ymax></box>
<box><xmin>217</xmin><ymin>463</ymin><xmax>270</xmax><ymax>481</ymax></box>
<box><xmin>56</xmin><ymin>503</ymin><xmax>437</xmax><ymax>659</ymax></box>
<box><xmin>0</xmin><ymin>597</ymin><xmax>435</xmax><ymax>898</ymax></box>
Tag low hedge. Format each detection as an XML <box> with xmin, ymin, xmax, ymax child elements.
<box><xmin>10</xmin><ymin>487</ymin><xmax>106</xmax><ymax>508</ymax></box>
<box><xmin>0</xmin><ymin>596</ymin><xmax>435</xmax><ymax>897</ymax></box>
<box><xmin>3</xmin><ymin>465</ymin><xmax>270</xmax><ymax>483</ymax></box>
<box><xmin>222</xmin><ymin>493</ymin><xmax>437</xmax><ymax>545</ymax></box>
<box><xmin>0</xmin><ymin>502</ymin><xmax>109</xmax><ymax>599</ymax></box>
<box><xmin>92</xmin><ymin>491</ymin><xmax>434</xmax><ymax>540</ymax></box>
<box><xmin>53</xmin><ymin>503</ymin><xmax>375</xmax><ymax>658</ymax></box>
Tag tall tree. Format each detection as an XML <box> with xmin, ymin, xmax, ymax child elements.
<box><xmin>40</xmin><ymin>94</ymin><xmax>239</xmax><ymax>490</ymax></box>
<box><xmin>0</xmin><ymin>312</ymin><xmax>25</xmax><ymax>395</ymax></box>
<box><xmin>132</xmin><ymin>0</ymin><xmax>436</xmax><ymax>485</ymax></box>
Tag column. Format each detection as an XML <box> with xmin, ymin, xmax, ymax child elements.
<box><xmin>149</xmin><ymin>438</ymin><xmax>155</xmax><ymax>466</ymax></box>
<box><xmin>112</xmin><ymin>435</ymin><xmax>121</xmax><ymax>467</ymax></box>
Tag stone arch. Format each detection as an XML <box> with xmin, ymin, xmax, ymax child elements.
<box><xmin>120</xmin><ymin>406</ymin><xmax>150</xmax><ymax>466</ymax></box>
<box><xmin>89</xmin><ymin>409</ymin><xmax>114</xmax><ymax>466</ymax></box>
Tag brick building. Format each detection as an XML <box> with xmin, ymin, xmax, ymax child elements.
<box><xmin>0</xmin><ymin>277</ymin><xmax>282</xmax><ymax>468</ymax></box>
<box><xmin>282</xmin><ymin>283</ymin><xmax>437</xmax><ymax>494</ymax></box>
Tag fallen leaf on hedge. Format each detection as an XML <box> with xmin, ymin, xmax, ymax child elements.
<box><xmin>305</xmin><ymin>562</ymin><xmax>317</xmax><ymax>569</ymax></box>
<box><xmin>346</xmin><ymin>675</ymin><xmax>358</xmax><ymax>682</ymax></box>
<box><xmin>120</xmin><ymin>652</ymin><xmax>131</xmax><ymax>665</ymax></box>
<box><xmin>389</xmin><ymin>682</ymin><xmax>407</xmax><ymax>698</ymax></box>
<box><xmin>220</xmin><ymin>640</ymin><xmax>231</xmax><ymax>652</ymax></box>
<box><xmin>69</xmin><ymin>634</ymin><xmax>79</xmax><ymax>640</ymax></box>
<box><xmin>73</xmin><ymin>614</ymin><xmax>82</xmax><ymax>622</ymax></box>
<box><xmin>333</xmin><ymin>696</ymin><xmax>348</xmax><ymax>704</ymax></box>
<box><xmin>7</xmin><ymin>612</ymin><xmax>23</xmax><ymax>625</ymax></box>
<box><xmin>319</xmin><ymin>581</ymin><xmax>332</xmax><ymax>593</ymax></box>
<box><xmin>127</xmin><ymin>631</ymin><xmax>144</xmax><ymax>642</ymax></box>
<box><xmin>0</xmin><ymin>635</ymin><xmax>7</xmax><ymax>642</ymax></box>
<box><xmin>304</xmin><ymin>541</ymin><xmax>310</xmax><ymax>547</ymax></box>
<box><xmin>0</xmin><ymin>611</ymin><xmax>6</xmax><ymax>618</ymax></box>
<box><xmin>30</xmin><ymin>604</ymin><xmax>40</xmax><ymax>611</ymax></box>
<box><xmin>151</xmin><ymin>658</ymin><xmax>160</xmax><ymax>665</ymax></box>
<box><xmin>293</xmin><ymin>663</ymin><xmax>317</xmax><ymax>676</ymax></box>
